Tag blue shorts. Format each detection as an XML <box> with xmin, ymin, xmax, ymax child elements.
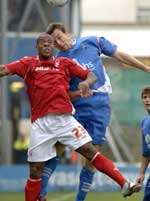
<box><xmin>143</xmin><ymin>176</ymin><xmax>150</xmax><ymax>201</ymax></box>
<box><xmin>73</xmin><ymin>93</ymin><xmax>111</xmax><ymax>145</ymax></box>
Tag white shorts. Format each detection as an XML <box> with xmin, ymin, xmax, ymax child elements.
<box><xmin>28</xmin><ymin>114</ymin><xmax>92</xmax><ymax>162</ymax></box>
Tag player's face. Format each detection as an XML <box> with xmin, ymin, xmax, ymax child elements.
<box><xmin>142</xmin><ymin>93</ymin><xmax>150</xmax><ymax>112</ymax></box>
<box><xmin>51</xmin><ymin>29</ymin><xmax>72</xmax><ymax>51</ymax></box>
<box><xmin>37</xmin><ymin>34</ymin><xmax>54</xmax><ymax>59</ymax></box>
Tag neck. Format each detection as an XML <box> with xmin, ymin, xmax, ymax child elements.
<box><xmin>39</xmin><ymin>55</ymin><xmax>52</xmax><ymax>60</ymax></box>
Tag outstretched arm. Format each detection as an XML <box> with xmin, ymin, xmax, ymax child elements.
<box><xmin>0</xmin><ymin>64</ymin><xmax>11</xmax><ymax>77</ymax></box>
<box><xmin>113</xmin><ymin>50</ymin><xmax>150</xmax><ymax>72</ymax></box>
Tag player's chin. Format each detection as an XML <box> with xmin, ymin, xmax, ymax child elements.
<box><xmin>145</xmin><ymin>105</ymin><xmax>150</xmax><ymax>111</ymax></box>
<box><xmin>42</xmin><ymin>53</ymin><xmax>51</xmax><ymax>59</ymax></box>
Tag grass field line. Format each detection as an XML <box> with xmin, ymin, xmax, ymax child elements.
<box><xmin>51</xmin><ymin>192</ymin><xmax>75</xmax><ymax>201</ymax></box>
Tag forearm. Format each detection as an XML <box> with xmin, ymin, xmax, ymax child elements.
<box><xmin>114</xmin><ymin>51</ymin><xmax>148</xmax><ymax>71</ymax></box>
<box><xmin>0</xmin><ymin>65</ymin><xmax>10</xmax><ymax>77</ymax></box>
<box><xmin>76</xmin><ymin>72</ymin><xmax>96</xmax><ymax>98</ymax></box>
<box><xmin>139</xmin><ymin>156</ymin><xmax>150</xmax><ymax>175</ymax></box>
<box><xmin>69</xmin><ymin>90</ymin><xmax>81</xmax><ymax>101</ymax></box>
<box><xmin>85</xmin><ymin>72</ymin><xmax>97</xmax><ymax>85</ymax></box>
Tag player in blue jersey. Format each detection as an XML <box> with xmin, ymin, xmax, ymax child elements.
<box><xmin>135</xmin><ymin>87</ymin><xmax>150</xmax><ymax>201</ymax></box>
<box><xmin>39</xmin><ymin>23</ymin><xmax>150</xmax><ymax>201</ymax></box>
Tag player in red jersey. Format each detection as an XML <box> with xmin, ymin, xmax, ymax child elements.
<box><xmin>0</xmin><ymin>33</ymin><xmax>138</xmax><ymax>201</ymax></box>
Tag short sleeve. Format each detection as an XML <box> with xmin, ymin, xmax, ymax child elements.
<box><xmin>5</xmin><ymin>56</ymin><xmax>31</xmax><ymax>78</ymax></box>
<box><xmin>141</xmin><ymin>118</ymin><xmax>150</xmax><ymax>156</ymax></box>
<box><xmin>62</xmin><ymin>58</ymin><xmax>89</xmax><ymax>79</ymax></box>
<box><xmin>142</xmin><ymin>134</ymin><xmax>150</xmax><ymax>157</ymax></box>
<box><xmin>99</xmin><ymin>37</ymin><xmax>117</xmax><ymax>56</ymax></box>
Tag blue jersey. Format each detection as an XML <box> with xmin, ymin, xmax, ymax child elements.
<box><xmin>56</xmin><ymin>36</ymin><xmax>117</xmax><ymax>144</ymax></box>
<box><xmin>57</xmin><ymin>36</ymin><xmax>117</xmax><ymax>110</ymax></box>
<box><xmin>140</xmin><ymin>116</ymin><xmax>150</xmax><ymax>157</ymax></box>
<box><xmin>140</xmin><ymin>116</ymin><xmax>150</xmax><ymax>201</ymax></box>
<box><xmin>57</xmin><ymin>36</ymin><xmax>117</xmax><ymax>91</ymax></box>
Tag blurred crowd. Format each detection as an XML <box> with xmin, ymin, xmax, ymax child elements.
<box><xmin>7</xmin><ymin>0</ymin><xmax>60</xmax><ymax>32</ymax></box>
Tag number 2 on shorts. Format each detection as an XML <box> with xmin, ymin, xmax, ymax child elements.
<box><xmin>72</xmin><ymin>126</ymin><xmax>86</xmax><ymax>139</ymax></box>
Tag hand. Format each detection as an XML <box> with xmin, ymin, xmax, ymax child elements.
<box><xmin>133</xmin><ymin>183</ymin><xmax>142</xmax><ymax>193</ymax></box>
<box><xmin>144</xmin><ymin>66</ymin><xmax>150</xmax><ymax>72</ymax></box>
<box><xmin>78</xmin><ymin>81</ymin><xmax>93</xmax><ymax>97</ymax></box>
<box><xmin>134</xmin><ymin>174</ymin><xmax>145</xmax><ymax>192</ymax></box>
<box><xmin>136</xmin><ymin>174</ymin><xmax>145</xmax><ymax>185</ymax></box>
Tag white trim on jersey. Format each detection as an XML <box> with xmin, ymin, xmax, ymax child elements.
<box><xmin>93</xmin><ymin>66</ymin><xmax>112</xmax><ymax>94</ymax></box>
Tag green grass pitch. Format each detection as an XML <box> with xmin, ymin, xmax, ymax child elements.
<box><xmin>0</xmin><ymin>191</ymin><xmax>143</xmax><ymax>201</ymax></box>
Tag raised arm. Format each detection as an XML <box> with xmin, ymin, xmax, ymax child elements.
<box><xmin>0</xmin><ymin>64</ymin><xmax>11</xmax><ymax>77</ymax></box>
<box><xmin>113</xmin><ymin>50</ymin><xmax>150</xmax><ymax>72</ymax></box>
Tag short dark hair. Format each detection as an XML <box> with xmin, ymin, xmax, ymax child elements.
<box><xmin>141</xmin><ymin>86</ymin><xmax>150</xmax><ymax>98</ymax></box>
<box><xmin>46</xmin><ymin>23</ymin><xmax>66</xmax><ymax>35</ymax></box>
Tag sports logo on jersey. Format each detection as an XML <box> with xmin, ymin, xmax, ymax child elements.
<box><xmin>82</xmin><ymin>61</ymin><xmax>95</xmax><ymax>70</ymax></box>
<box><xmin>72</xmin><ymin>39</ymin><xmax>76</xmax><ymax>45</ymax></box>
<box><xmin>72</xmin><ymin>57</ymin><xmax>96</xmax><ymax>70</ymax></box>
<box><xmin>54</xmin><ymin>60</ymin><xmax>60</xmax><ymax>68</ymax></box>
<box><xmin>35</xmin><ymin>62</ymin><xmax>60</xmax><ymax>71</ymax></box>
<box><xmin>35</xmin><ymin>66</ymin><xmax>49</xmax><ymax>71</ymax></box>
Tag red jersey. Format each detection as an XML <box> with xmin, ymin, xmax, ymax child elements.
<box><xmin>6</xmin><ymin>56</ymin><xmax>89</xmax><ymax>122</ymax></box>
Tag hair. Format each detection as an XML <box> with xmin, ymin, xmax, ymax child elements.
<box><xmin>46</xmin><ymin>23</ymin><xmax>66</xmax><ymax>35</ymax></box>
<box><xmin>141</xmin><ymin>86</ymin><xmax>150</xmax><ymax>98</ymax></box>
<box><xmin>36</xmin><ymin>32</ymin><xmax>53</xmax><ymax>44</ymax></box>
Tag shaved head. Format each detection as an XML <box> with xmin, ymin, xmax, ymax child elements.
<box><xmin>36</xmin><ymin>32</ymin><xmax>54</xmax><ymax>59</ymax></box>
<box><xmin>37</xmin><ymin>33</ymin><xmax>53</xmax><ymax>45</ymax></box>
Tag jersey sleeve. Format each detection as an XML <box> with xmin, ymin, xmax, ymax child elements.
<box><xmin>98</xmin><ymin>37</ymin><xmax>117</xmax><ymax>56</ymax></box>
<box><xmin>5</xmin><ymin>56</ymin><xmax>31</xmax><ymax>78</ymax></box>
<box><xmin>140</xmin><ymin>119</ymin><xmax>150</xmax><ymax>157</ymax></box>
<box><xmin>64</xmin><ymin>58</ymin><xmax>90</xmax><ymax>79</ymax></box>
<box><xmin>142</xmin><ymin>134</ymin><xmax>150</xmax><ymax>157</ymax></box>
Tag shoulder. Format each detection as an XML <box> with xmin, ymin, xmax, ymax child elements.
<box><xmin>141</xmin><ymin>116</ymin><xmax>150</xmax><ymax>128</ymax></box>
<box><xmin>81</xmin><ymin>36</ymin><xmax>109</xmax><ymax>42</ymax></box>
<box><xmin>99</xmin><ymin>36</ymin><xmax>112</xmax><ymax>44</ymax></box>
<box><xmin>78</xmin><ymin>36</ymin><xmax>98</xmax><ymax>43</ymax></box>
<box><xmin>143</xmin><ymin>116</ymin><xmax>150</xmax><ymax>123</ymax></box>
<box><xmin>20</xmin><ymin>56</ymin><xmax>36</xmax><ymax>64</ymax></box>
<box><xmin>55</xmin><ymin>57</ymin><xmax>74</xmax><ymax>65</ymax></box>
<box><xmin>80</xmin><ymin>36</ymin><xmax>113</xmax><ymax>48</ymax></box>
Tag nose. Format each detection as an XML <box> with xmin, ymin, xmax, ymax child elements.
<box><xmin>43</xmin><ymin>42</ymin><xmax>50</xmax><ymax>46</ymax></box>
<box><xmin>144</xmin><ymin>98</ymin><xmax>150</xmax><ymax>103</ymax></box>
